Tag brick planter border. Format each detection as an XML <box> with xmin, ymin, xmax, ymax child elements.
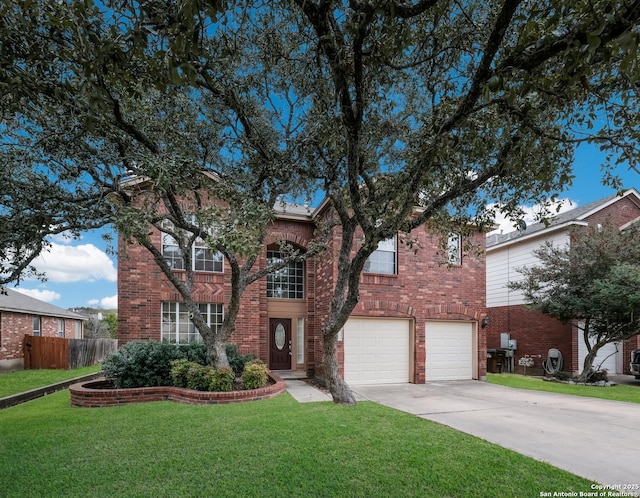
<box><xmin>69</xmin><ymin>372</ymin><xmax>285</xmax><ymax>407</ymax></box>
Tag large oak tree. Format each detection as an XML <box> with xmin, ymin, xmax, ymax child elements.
<box><xmin>2</xmin><ymin>0</ymin><xmax>640</xmax><ymax>402</ymax></box>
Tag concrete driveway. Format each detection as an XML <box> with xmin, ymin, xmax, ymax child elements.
<box><xmin>353</xmin><ymin>381</ymin><xmax>640</xmax><ymax>485</ymax></box>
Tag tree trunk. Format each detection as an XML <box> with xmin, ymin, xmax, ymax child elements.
<box><xmin>323</xmin><ymin>331</ymin><xmax>356</xmax><ymax>405</ymax></box>
<box><xmin>578</xmin><ymin>348</ymin><xmax>598</xmax><ymax>382</ymax></box>
<box><xmin>203</xmin><ymin>332</ymin><xmax>230</xmax><ymax>369</ymax></box>
<box><xmin>578</xmin><ymin>339</ymin><xmax>611</xmax><ymax>382</ymax></box>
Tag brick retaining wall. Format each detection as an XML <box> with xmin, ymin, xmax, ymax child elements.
<box><xmin>69</xmin><ymin>373</ymin><xmax>286</xmax><ymax>407</ymax></box>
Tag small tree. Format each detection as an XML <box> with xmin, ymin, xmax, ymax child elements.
<box><xmin>510</xmin><ymin>223</ymin><xmax>640</xmax><ymax>381</ymax></box>
<box><xmin>103</xmin><ymin>312</ymin><xmax>118</xmax><ymax>339</ymax></box>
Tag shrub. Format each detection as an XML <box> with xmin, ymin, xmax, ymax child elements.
<box><xmin>178</xmin><ymin>342</ymin><xmax>209</xmax><ymax>365</ymax></box>
<box><xmin>170</xmin><ymin>359</ymin><xmax>193</xmax><ymax>388</ymax></box>
<box><xmin>186</xmin><ymin>364</ymin><xmax>213</xmax><ymax>391</ymax></box>
<box><xmin>175</xmin><ymin>362</ymin><xmax>235</xmax><ymax>392</ymax></box>
<box><xmin>587</xmin><ymin>370</ymin><xmax>609</xmax><ymax>383</ymax></box>
<box><xmin>226</xmin><ymin>344</ymin><xmax>256</xmax><ymax>377</ymax></box>
<box><xmin>101</xmin><ymin>341</ymin><xmax>185</xmax><ymax>388</ymax></box>
<box><xmin>206</xmin><ymin>367</ymin><xmax>235</xmax><ymax>392</ymax></box>
<box><xmin>242</xmin><ymin>360</ymin><xmax>269</xmax><ymax>390</ymax></box>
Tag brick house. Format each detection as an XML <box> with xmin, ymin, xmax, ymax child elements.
<box><xmin>485</xmin><ymin>189</ymin><xmax>640</xmax><ymax>375</ymax></box>
<box><xmin>118</xmin><ymin>198</ymin><xmax>489</xmax><ymax>384</ymax></box>
<box><xmin>0</xmin><ymin>288</ymin><xmax>85</xmax><ymax>371</ymax></box>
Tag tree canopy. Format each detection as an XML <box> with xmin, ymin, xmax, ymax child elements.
<box><xmin>2</xmin><ymin>0</ymin><xmax>640</xmax><ymax>402</ymax></box>
<box><xmin>510</xmin><ymin>223</ymin><xmax>640</xmax><ymax>380</ymax></box>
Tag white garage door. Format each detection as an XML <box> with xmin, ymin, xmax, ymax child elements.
<box><xmin>578</xmin><ymin>338</ymin><xmax>622</xmax><ymax>374</ymax></box>
<box><xmin>344</xmin><ymin>318</ymin><xmax>410</xmax><ymax>385</ymax></box>
<box><xmin>426</xmin><ymin>321</ymin><xmax>474</xmax><ymax>381</ymax></box>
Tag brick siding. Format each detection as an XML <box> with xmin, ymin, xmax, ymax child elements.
<box><xmin>118</xmin><ymin>208</ymin><xmax>488</xmax><ymax>384</ymax></box>
<box><xmin>1</xmin><ymin>312</ymin><xmax>79</xmax><ymax>364</ymax></box>
<box><xmin>488</xmin><ymin>196</ymin><xmax>640</xmax><ymax>375</ymax></box>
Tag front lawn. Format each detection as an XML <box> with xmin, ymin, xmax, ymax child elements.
<box><xmin>0</xmin><ymin>365</ymin><xmax>102</xmax><ymax>398</ymax></box>
<box><xmin>487</xmin><ymin>373</ymin><xmax>640</xmax><ymax>403</ymax></box>
<box><xmin>0</xmin><ymin>391</ymin><xmax>591</xmax><ymax>497</ymax></box>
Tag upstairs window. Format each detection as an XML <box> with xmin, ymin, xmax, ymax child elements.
<box><xmin>194</xmin><ymin>239</ymin><xmax>223</xmax><ymax>272</ymax></box>
<box><xmin>365</xmin><ymin>235</ymin><xmax>397</xmax><ymax>275</ymax></box>
<box><xmin>161</xmin><ymin>219</ymin><xmax>223</xmax><ymax>272</ymax></box>
<box><xmin>448</xmin><ymin>232</ymin><xmax>461</xmax><ymax>265</ymax></box>
<box><xmin>161</xmin><ymin>232</ymin><xmax>184</xmax><ymax>270</ymax></box>
<box><xmin>267</xmin><ymin>251</ymin><xmax>304</xmax><ymax>299</ymax></box>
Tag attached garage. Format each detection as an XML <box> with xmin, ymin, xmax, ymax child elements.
<box><xmin>425</xmin><ymin>321</ymin><xmax>475</xmax><ymax>381</ymax></box>
<box><xmin>578</xmin><ymin>338</ymin><xmax>622</xmax><ymax>374</ymax></box>
<box><xmin>343</xmin><ymin>318</ymin><xmax>411</xmax><ymax>385</ymax></box>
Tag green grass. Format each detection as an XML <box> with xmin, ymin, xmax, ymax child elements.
<box><xmin>487</xmin><ymin>373</ymin><xmax>640</xmax><ymax>403</ymax></box>
<box><xmin>0</xmin><ymin>365</ymin><xmax>101</xmax><ymax>398</ymax></box>
<box><xmin>0</xmin><ymin>391</ymin><xmax>591</xmax><ymax>497</ymax></box>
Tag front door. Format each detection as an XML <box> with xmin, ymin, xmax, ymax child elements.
<box><xmin>269</xmin><ymin>318</ymin><xmax>292</xmax><ymax>370</ymax></box>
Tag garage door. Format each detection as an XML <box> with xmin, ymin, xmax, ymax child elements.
<box><xmin>578</xmin><ymin>338</ymin><xmax>622</xmax><ymax>374</ymax></box>
<box><xmin>426</xmin><ymin>321</ymin><xmax>474</xmax><ymax>380</ymax></box>
<box><xmin>344</xmin><ymin>318</ymin><xmax>410</xmax><ymax>385</ymax></box>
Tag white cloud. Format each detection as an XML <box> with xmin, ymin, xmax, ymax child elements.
<box><xmin>49</xmin><ymin>231</ymin><xmax>80</xmax><ymax>245</ymax></box>
<box><xmin>87</xmin><ymin>294</ymin><xmax>118</xmax><ymax>310</ymax></box>
<box><xmin>87</xmin><ymin>294</ymin><xmax>118</xmax><ymax>309</ymax></box>
<box><xmin>13</xmin><ymin>288</ymin><xmax>61</xmax><ymax>303</ymax></box>
<box><xmin>488</xmin><ymin>198</ymin><xmax>576</xmax><ymax>235</ymax></box>
<box><xmin>29</xmin><ymin>243</ymin><xmax>117</xmax><ymax>283</ymax></box>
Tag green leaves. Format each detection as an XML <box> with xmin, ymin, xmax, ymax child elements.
<box><xmin>512</xmin><ymin>223</ymin><xmax>640</xmax><ymax>347</ymax></box>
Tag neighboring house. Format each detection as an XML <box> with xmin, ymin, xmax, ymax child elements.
<box><xmin>486</xmin><ymin>189</ymin><xmax>640</xmax><ymax>375</ymax></box>
<box><xmin>118</xmin><ymin>198</ymin><xmax>489</xmax><ymax>385</ymax></box>
<box><xmin>0</xmin><ymin>289</ymin><xmax>85</xmax><ymax>371</ymax></box>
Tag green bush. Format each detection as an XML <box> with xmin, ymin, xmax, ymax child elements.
<box><xmin>102</xmin><ymin>341</ymin><xmax>186</xmax><ymax>388</ymax></box>
<box><xmin>178</xmin><ymin>342</ymin><xmax>209</xmax><ymax>365</ymax></box>
<box><xmin>206</xmin><ymin>367</ymin><xmax>235</xmax><ymax>392</ymax></box>
<box><xmin>175</xmin><ymin>362</ymin><xmax>236</xmax><ymax>392</ymax></box>
<box><xmin>170</xmin><ymin>359</ymin><xmax>193</xmax><ymax>388</ymax></box>
<box><xmin>102</xmin><ymin>341</ymin><xmax>264</xmax><ymax>391</ymax></box>
<box><xmin>186</xmin><ymin>364</ymin><xmax>213</xmax><ymax>391</ymax></box>
<box><xmin>242</xmin><ymin>360</ymin><xmax>269</xmax><ymax>390</ymax></box>
<box><xmin>226</xmin><ymin>344</ymin><xmax>256</xmax><ymax>377</ymax></box>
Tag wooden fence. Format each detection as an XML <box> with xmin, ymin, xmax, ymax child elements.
<box><xmin>23</xmin><ymin>335</ymin><xmax>117</xmax><ymax>370</ymax></box>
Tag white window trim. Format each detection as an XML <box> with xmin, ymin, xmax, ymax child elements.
<box><xmin>448</xmin><ymin>232</ymin><xmax>462</xmax><ymax>265</ymax></box>
<box><xmin>161</xmin><ymin>302</ymin><xmax>224</xmax><ymax>344</ymax></box>
<box><xmin>297</xmin><ymin>317</ymin><xmax>305</xmax><ymax>364</ymax></box>
<box><xmin>267</xmin><ymin>250</ymin><xmax>305</xmax><ymax>299</ymax></box>
<box><xmin>161</xmin><ymin>220</ymin><xmax>224</xmax><ymax>273</ymax></box>
<box><xmin>365</xmin><ymin>235</ymin><xmax>397</xmax><ymax>275</ymax></box>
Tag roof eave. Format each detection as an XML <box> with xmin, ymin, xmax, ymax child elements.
<box><xmin>486</xmin><ymin>220</ymin><xmax>588</xmax><ymax>251</ymax></box>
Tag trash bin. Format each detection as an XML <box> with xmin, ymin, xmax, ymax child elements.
<box><xmin>487</xmin><ymin>349</ymin><xmax>503</xmax><ymax>373</ymax></box>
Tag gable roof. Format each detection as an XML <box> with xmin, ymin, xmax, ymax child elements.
<box><xmin>0</xmin><ymin>289</ymin><xmax>85</xmax><ymax>320</ymax></box>
<box><xmin>486</xmin><ymin>188</ymin><xmax>640</xmax><ymax>249</ymax></box>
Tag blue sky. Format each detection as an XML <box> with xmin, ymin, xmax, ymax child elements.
<box><xmin>10</xmin><ymin>142</ymin><xmax>638</xmax><ymax>311</ymax></box>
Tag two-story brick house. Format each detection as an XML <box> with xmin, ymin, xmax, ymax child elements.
<box><xmin>118</xmin><ymin>198</ymin><xmax>488</xmax><ymax>384</ymax></box>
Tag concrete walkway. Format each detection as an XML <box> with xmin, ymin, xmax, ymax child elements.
<box><xmin>272</xmin><ymin>370</ymin><xmax>334</xmax><ymax>403</ymax></box>
<box><xmin>353</xmin><ymin>380</ymin><xmax>640</xmax><ymax>485</ymax></box>
<box><xmin>284</xmin><ymin>379</ymin><xmax>333</xmax><ymax>402</ymax></box>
